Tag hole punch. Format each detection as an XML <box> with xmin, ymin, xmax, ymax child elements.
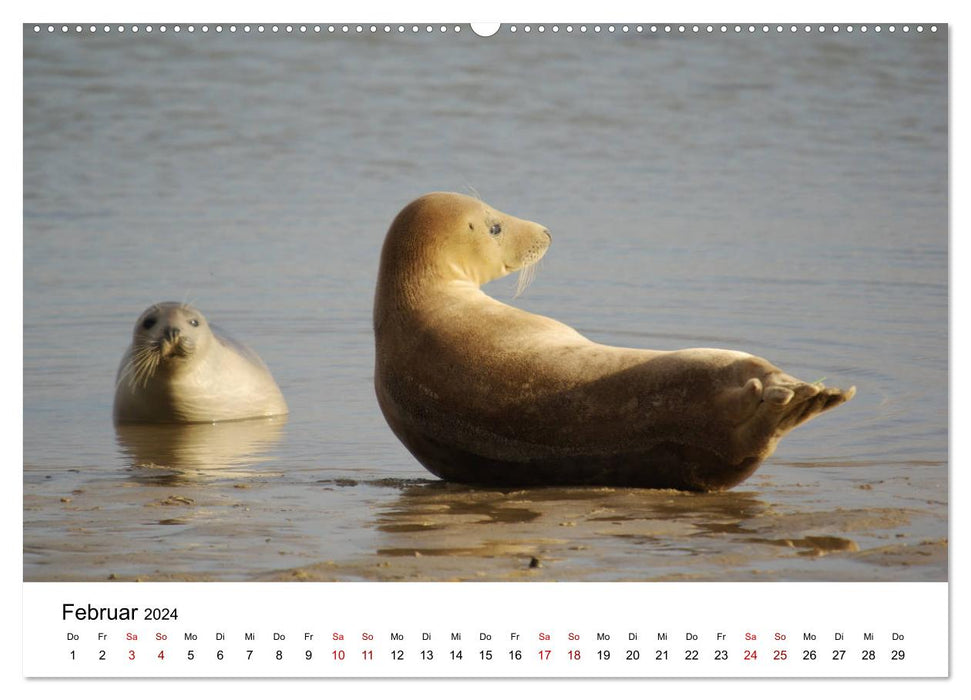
<box><xmin>471</xmin><ymin>23</ymin><xmax>500</xmax><ymax>37</ymax></box>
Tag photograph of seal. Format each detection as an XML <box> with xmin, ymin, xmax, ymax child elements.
<box><xmin>113</xmin><ymin>302</ymin><xmax>288</xmax><ymax>424</ymax></box>
<box><xmin>373</xmin><ymin>192</ymin><xmax>856</xmax><ymax>491</ymax></box>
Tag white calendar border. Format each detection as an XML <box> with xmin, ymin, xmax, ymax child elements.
<box><xmin>9</xmin><ymin>0</ymin><xmax>964</xmax><ymax>696</ymax></box>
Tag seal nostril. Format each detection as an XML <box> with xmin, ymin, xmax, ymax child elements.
<box><xmin>544</xmin><ymin>228</ymin><xmax>552</xmax><ymax>240</ymax></box>
<box><xmin>163</xmin><ymin>326</ymin><xmax>181</xmax><ymax>341</ymax></box>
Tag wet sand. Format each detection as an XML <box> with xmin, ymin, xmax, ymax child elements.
<box><xmin>24</xmin><ymin>462</ymin><xmax>946</xmax><ymax>583</ymax></box>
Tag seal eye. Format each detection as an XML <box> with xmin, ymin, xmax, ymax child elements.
<box><xmin>142</xmin><ymin>317</ymin><xmax>156</xmax><ymax>330</ymax></box>
<box><xmin>188</xmin><ymin>319</ymin><xmax>200</xmax><ymax>327</ymax></box>
<box><xmin>489</xmin><ymin>223</ymin><xmax>502</xmax><ymax>236</ymax></box>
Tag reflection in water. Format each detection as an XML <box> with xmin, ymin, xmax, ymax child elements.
<box><xmin>378</xmin><ymin>482</ymin><xmax>769</xmax><ymax>531</ymax></box>
<box><xmin>291</xmin><ymin>480</ymin><xmax>940</xmax><ymax>581</ymax></box>
<box><xmin>114</xmin><ymin>417</ymin><xmax>287</xmax><ymax>482</ymax></box>
<box><xmin>367</xmin><ymin>482</ymin><xmax>774</xmax><ymax>570</ymax></box>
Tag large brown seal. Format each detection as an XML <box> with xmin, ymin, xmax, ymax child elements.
<box><xmin>113</xmin><ymin>302</ymin><xmax>288</xmax><ymax>423</ymax></box>
<box><xmin>373</xmin><ymin>192</ymin><xmax>856</xmax><ymax>491</ymax></box>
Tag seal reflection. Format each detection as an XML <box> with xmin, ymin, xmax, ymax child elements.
<box><xmin>115</xmin><ymin>417</ymin><xmax>287</xmax><ymax>483</ymax></box>
<box><xmin>370</xmin><ymin>483</ymin><xmax>772</xmax><ymax>576</ymax></box>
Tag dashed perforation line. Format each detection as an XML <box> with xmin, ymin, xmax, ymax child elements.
<box><xmin>30</xmin><ymin>24</ymin><xmax>940</xmax><ymax>35</ymax></box>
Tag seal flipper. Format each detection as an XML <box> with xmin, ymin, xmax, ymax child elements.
<box><xmin>763</xmin><ymin>385</ymin><xmax>795</xmax><ymax>406</ymax></box>
<box><xmin>743</xmin><ymin>374</ymin><xmax>855</xmax><ymax>443</ymax></box>
<box><xmin>715</xmin><ymin>376</ymin><xmax>764</xmax><ymax>424</ymax></box>
<box><xmin>778</xmin><ymin>384</ymin><xmax>856</xmax><ymax>432</ymax></box>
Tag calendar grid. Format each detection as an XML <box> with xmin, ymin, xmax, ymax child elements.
<box><xmin>24</xmin><ymin>582</ymin><xmax>948</xmax><ymax>678</ymax></box>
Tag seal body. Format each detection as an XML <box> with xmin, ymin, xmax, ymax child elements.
<box><xmin>373</xmin><ymin>192</ymin><xmax>855</xmax><ymax>492</ymax></box>
<box><xmin>113</xmin><ymin>302</ymin><xmax>288</xmax><ymax>423</ymax></box>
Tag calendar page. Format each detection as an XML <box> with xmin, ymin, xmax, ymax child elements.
<box><xmin>18</xmin><ymin>2</ymin><xmax>958</xmax><ymax>695</ymax></box>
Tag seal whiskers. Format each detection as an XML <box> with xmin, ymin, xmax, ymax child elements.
<box><xmin>514</xmin><ymin>260</ymin><xmax>538</xmax><ymax>298</ymax></box>
<box><xmin>127</xmin><ymin>344</ymin><xmax>161</xmax><ymax>389</ymax></box>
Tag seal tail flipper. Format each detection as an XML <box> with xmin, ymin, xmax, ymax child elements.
<box><xmin>778</xmin><ymin>383</ymin><xmax>856</xmax><ymax>432</ymax></box>
<box><xmin>769</xmin><ymin>377</ymin><xmax>855</xmax><ymax>435</ymax></box>
<box><xmin>740</xmin><ymin>374</ymin><xmax>856</xmax><ymax>443</ymax></box>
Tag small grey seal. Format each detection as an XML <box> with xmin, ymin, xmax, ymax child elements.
<box><xmin>113</xmin><ymin>302</ymin><xmax>288</xmax><ymax>423</ymax></box>
<box><xmin>373</xmin><ymin>192</ymin><xmax>855</xmax><ymax>491</ymax></box>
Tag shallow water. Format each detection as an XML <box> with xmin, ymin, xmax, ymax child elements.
<box><xmin>23</xmin><ymin>25</ymin><xmax>947</xmax><ymax>581</ymax></box>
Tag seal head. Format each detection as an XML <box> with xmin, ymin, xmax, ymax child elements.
<box><xmin>113</xmin><ymin>302</ymin><xmax>288</xmax><ymax>424</ymax></box>
<box><xmin>374</xmin><ymin>191</ymin><xmax>550</xmax><ymax>315</ymax></box>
